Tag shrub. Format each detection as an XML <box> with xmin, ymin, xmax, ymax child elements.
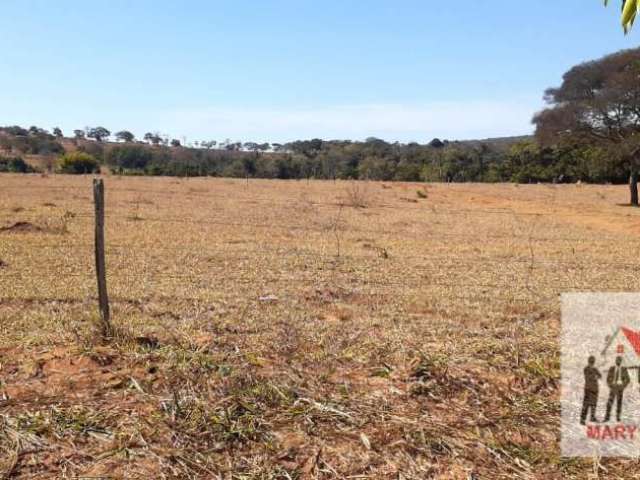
<box><xmin>344</xmin><ymin>181</ymin><xmax>370</xmax><ymax>208</ymax></box>
<box><xmin>57</xmin><ymin>152</ymin><xmax>100</xmax><ymax>174</ymax></box>
<box><xmin>105</xmin><ymin>145</ymin><xmax>152</xmax><ymax>170</ymax></box>
<box><xmin>0</xmin><ymin>156</ymin><xmax>34</xmax><ymax>173</ymax></box>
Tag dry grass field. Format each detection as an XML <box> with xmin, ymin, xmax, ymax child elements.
<box><xmin>1</xmin><ymin>173</ymin><xmax>640</xmax><ymax>479</ymax></box>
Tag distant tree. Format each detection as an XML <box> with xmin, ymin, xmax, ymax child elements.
<box><xmin>429</xmin><ymin>138</ymin><xmax>445</xmax><ymax>149</ymax></box>
<box><xmin>533</xmin><ymin>48</ymin><xmax>640</xmax><ymax>205</ymax></box>
<box><xmin>73</xmin><ymin>129</ymin><xmax>85</xmax><ymax>140</ymax></box>
<box><xmin>170</xmin><ymin>139</ymin><xmax>181</xmax><ymax>147</ymax></box>
<box><xmin>144</xmin><ymin>132</ymin><xmax>162</xmax><ymax>145</ymax></box>
<box><xmin>87</xmin><ymin>126</ymin><xmax>111</xmax><ymax>142</ymax></box>
<box><xmin>2</xmin><ymin>126</ymin><xmax>28</xmax><ymax>136</ymax></box>
<box><xmin>243</xmin><ymin>142</ymin><xmax>259</xmax><ymax>152</ymax></box>
<box><xmin>201</xmin><ymin>140</ymin><xmax>217</xmax><ymax>149</ymax></box>
<box><xmin>53</xmin><ymin>127</ymin><xmax>63</xmax><ymax>138</ymax></box>
<box><xmin>242</xmin><ymin>156</ymin><xmax>257</xmax><ymax>175</ymax></box>
<box><xmin>309</xmin><ymin>138</ymin><xmax>323</xmax><ymax>153</ymax></box>
<box><xmin>115</xmin><ymin>130</ymin><xmax>135</xmax><ymax>142</ymax></box>
<box><xmin>285</xmin><ymin>139</ymin><xmax>324</xmax><ymax>158</ymax></box>
<box><xmin>105</xmin><ymin>145</ymin><xmax>152</xmax><ymax>170</ymax></box>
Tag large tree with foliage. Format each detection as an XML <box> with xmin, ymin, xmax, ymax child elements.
<box><xmin>87</xmin><ymin>126</ymin><xmax>111</xmax><ymax>142</ymax></box>
<box><xmin>533</xmin><ymin>48</ymin><xmax>640</xmax><ymax>205</ymax></box>
<box><xmin>115</xmin><ymin>130</ymin><xmax>135</xmax><ymax>142</ymax></box>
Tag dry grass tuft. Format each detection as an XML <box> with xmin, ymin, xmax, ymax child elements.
<box><xmin>343</xmin><ymin>181</ymin><xmax>371</xmax><ymax>208</ymax></box>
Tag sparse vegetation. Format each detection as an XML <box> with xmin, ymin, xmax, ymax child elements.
<box><xmin>0</xmin><ymin>175</ymin><xmax>637</xmax><ymax>477</ymax></box>
<box><xmin>3</xmin><ymin>2</ymin><xmax>640</xmax><ymax>478</ymax></box>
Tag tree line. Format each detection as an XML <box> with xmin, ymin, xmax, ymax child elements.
<box><xmin>1</xmin><ymin>47</ymin><xmax>639</xmax><ymax>204</ymax></box>
<box><xmin>0</xmin><ymin>125</ymin><xmax>622</xmax><ymax>184</ymax></box>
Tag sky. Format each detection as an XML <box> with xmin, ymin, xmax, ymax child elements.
<box><xmin>0</xmin><ymin>0</ymin><xmax>637</xmax><ymax>144</ymax></box>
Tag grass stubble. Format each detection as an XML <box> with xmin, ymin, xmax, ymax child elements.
<box><xmin>0</xmin><ymin>174</ymin><xmax>639</xmax><ymax>478</ymax></box>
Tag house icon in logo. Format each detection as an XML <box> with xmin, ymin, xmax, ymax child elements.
<box><xmin>602</xmin><ymin>327</ymin><xmax>640</xmax><ymax>365</ymax></box>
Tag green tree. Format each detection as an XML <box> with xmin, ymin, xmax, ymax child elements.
<box><xmin>53</xmin><ymin>127</ymin><xmax>63</xmax><ymax>138</ymax></box>
<box><xmin>87</xmin><ymin>127</ymin><xmax>110</xmax><ymax>142</ymax></box>
<box><xmin>534</xmin><ymin>48</ymin><xmax>640</xmax><ymax>205</ymax></box>
<box><xmin>144</xmin><ymin>132</ymin><xmax>162</xmax><ymax>145</ymax></box>
<box><xmin>2</xmin><ymin>126</ymin><xmax>28</xmax><ymax>136</ymax></box>
<box><xmin>115</xmin><ymin>130</ymin><xmax>135</xmax><ymax>142</ymax></box>
<box><xmin>428</xmin><ymin>138</ymin><xmax>445</xmax><ymax>149</ymax></box>
<box><xmin>105</xmin><ymin>145</ymin><xmax>152</xmax><ymax>170</ymax></box>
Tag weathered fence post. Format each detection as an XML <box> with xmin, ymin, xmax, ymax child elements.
<box><xmin>93</xmin><ymin>178</ymin><xmax>111</xmax><ymax>336</ymax></box>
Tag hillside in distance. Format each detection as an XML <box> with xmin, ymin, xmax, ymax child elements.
<box><xmin>0</xmin><ymin>126</ymin><xmax>621</xmax><ymax>184</ymax></box>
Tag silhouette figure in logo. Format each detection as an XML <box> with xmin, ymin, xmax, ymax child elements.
<box><xmin>605</xmin><ymin>356</ymin><xmax>630</xmax><ymax>423</ymax></box>
<box><xmin>580</xmin><ymin>356</ymin><xmax>601</xmax><ymax>425</ymax></box>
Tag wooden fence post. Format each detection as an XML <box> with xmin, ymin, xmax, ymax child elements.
<box><xmin>93</xmin><ymin>178</ymin><xmax>111</xmax><ymax>336</ymax></box>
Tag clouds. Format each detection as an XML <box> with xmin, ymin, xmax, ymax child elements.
<box><xmin>157</xmin><ymin>99</ymin><xmax>543</xmax><ymax>143</ymax></box>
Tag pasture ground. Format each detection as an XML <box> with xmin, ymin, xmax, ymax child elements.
<box><xmin>1</xmin><ymin>174</ymin><xmax>639</xmax><ymax>479</ymax></box>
